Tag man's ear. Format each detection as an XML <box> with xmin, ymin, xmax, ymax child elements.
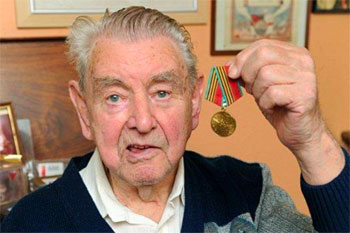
<box><xmin>68</xmin><ymin>80</ymin><xmax>94</xmax><ymax>140</ymax></box>
<box><xmin>191</xmin><ymin>73</ymin><xmax>204</xmax><ymax>130</ymax></box>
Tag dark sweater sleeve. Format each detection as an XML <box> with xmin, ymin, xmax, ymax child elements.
<box><xmin>301</xmin><ymin>148</ymin><xmax>350</xmax><ymax>232</ymax></box>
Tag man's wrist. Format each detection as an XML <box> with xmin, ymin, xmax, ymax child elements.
<box><xmin>296</xmin><ymin>130</ymin><xmax>345</xmax><ymax>185</ymax></box>
<box><xmin>300</xmin><ymin>148</ymin><xmax>350</xmax><ymax>232</ymax></box>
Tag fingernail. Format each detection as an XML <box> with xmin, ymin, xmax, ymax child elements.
<box><xmin>225</xmin><ymin>60</ymin><xmax>233</xmax><ymax>67</ymax></box>
<box><xmin>229</xmin><ymin>65</ymin><xmax>238</xmax><ymax>78</ymax></box>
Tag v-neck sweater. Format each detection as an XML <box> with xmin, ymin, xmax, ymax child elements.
<box><xmin>2</xmin><ymin>150</ymin><xmax>349</xmax><ymax>232</ymax></box>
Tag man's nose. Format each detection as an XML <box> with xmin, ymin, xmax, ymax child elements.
<box><xmin>127</xmin><ymin>94</ymin><xmax>156</xmax><ymax>133</ymax></box>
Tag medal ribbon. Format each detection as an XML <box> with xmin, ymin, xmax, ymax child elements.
<box><xmin>205</xmin><ymin>65</ymin><xmax>244</xmax><ymax>107</ymax></box>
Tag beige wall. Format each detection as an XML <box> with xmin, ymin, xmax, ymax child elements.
<box><xmin>1</xmin><ymin>0</ymin><xmax>349</xmax><ymax>215</ymax></box>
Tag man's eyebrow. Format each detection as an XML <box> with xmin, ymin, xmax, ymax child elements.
<box><xmin>148</xmin><ymin>70</ymin><xmax>184</xmax><ymax>88</ymax></box>
<box><xmin>92</xmin><ymin>75</ymin><xmax>129</xmax><ymax>93</ymax></box>
<box><xmin>92</xmin><ymin>70</ymin><xmax>185</xmax><ymax>93</ymax></box>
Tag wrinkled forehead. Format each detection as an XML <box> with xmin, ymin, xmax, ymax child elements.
<box><xmin>85</xmin><ymin>36</ymin><xmax>188</xmax><ymax>91</ymax></box>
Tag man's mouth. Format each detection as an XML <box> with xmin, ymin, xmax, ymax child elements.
<box><xmin>126</xmin><ymin>144</ymin><xmax>160</xmax><ymax>163</ymax></box>
<box><xmin>125</xmin><ymin>144</ymin><xmax>160</xmax><ymax>163</ymax></box>
<box><xmin>127</xmin><ymin>144</ymin><xmax>156</xmax><ymax>152</ymax></box>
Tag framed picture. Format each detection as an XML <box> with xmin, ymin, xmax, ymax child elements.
<box><xmin>211</xmin><ymin>0</ymin><xmax>311</xmax><ymax>55</ymax></box>
<box><xmin>15</xmin><ymin>0</ymin><xmax>208</xmax><ymax>28</ymax></box>
<box><xmin>0</xmin><ymin>103</ymin><xmax>21</xmax><ymax>156</ymax></box>
<box><xmin>312</xmin><ymin>0</ymin><xmax>350</xmax><ymax>13</ymax></box>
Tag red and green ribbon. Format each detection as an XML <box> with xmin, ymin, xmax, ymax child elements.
<box><xmin>205</xmin><ymin>65</ymin><xmax>244</xmax><ymax>107</ymax></box>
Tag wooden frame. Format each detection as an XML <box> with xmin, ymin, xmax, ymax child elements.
<box><xmin>211</xmin><ymin>0</ymin><xmax>312</xmax><ymax>55</ymax></box>
<box><xmin>15</xmin><ymin>0</ymin><xmax>208</xmax><ymax>28</ymax></box>
<box><xmin>0</xmin><ymin>103</ymin><xmax>21</xmax><ymax>156</ymax></box>
<box><xmin>312</xmin><ymin>0</ymin><xmax>350</xmax><ymax>13</ymax></box>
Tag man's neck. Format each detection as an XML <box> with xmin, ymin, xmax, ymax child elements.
<box><xmin>106</xmin><ymin>167</ymin><xmax>178</xmax><ymax>223</ymax></box>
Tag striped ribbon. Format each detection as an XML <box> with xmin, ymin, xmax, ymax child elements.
<box><xmin>205</xmin><ymin>65</ymin><xmax>243</xmax><ymax>107</ymax></box>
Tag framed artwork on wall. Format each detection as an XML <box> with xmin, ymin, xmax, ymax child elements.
<box><xmin>211</xmin><ymin>0</ymin><xmax>311</xmax><ymax>55</ymax></box>
<box><xmin>0</xmin><ymin>103</ymin><xmax>21</xmax><ymax>156</ymax></box>
<box><xmin>312</xmin><ymin>0</ymin><xmax>350</xmax><ymax>13</ymax></box>
<box><xmin>15</xmin><ymin>0</ymin><xmax>208</xmax><ymax>28</ymax></box>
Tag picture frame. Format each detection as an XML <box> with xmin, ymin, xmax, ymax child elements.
<box><xmin>15</xmin><ymin>0</ymin><xmax>208</xmax><ymax>28</ymax></box>
<box><xmin>211</xmin><ymin>0</ymin><xmax>312</xmax><ymax>55</ymax></box>
<box><xmin>0</xmin><ymin>103</ymin><xmax>21</xmax><ymax>156</ymax></box>
<box><xmin>312</xmin><ymin>0</ymin><xmax>350</xmax><ymax>13</ymax></box>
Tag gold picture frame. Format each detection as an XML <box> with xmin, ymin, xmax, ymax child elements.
<box><xmin>0</xmin><ymin>103</ymin><xmax>21</xmax><ymax>156</ymax></box>
<box><xmin>15</xmin><ymin>0</ymin><xmax>208</xmax><ymax>28</ymax></box>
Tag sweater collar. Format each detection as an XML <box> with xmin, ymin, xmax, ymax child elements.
<box><xmin>55</xmin><ymin>152</ymin><xmax>113</xmax><ymax>232</ymax></box>
<box><xmin>55</xmin><ymin>151</ymin><xmax>252</xmax><ymax>233</ymax></box>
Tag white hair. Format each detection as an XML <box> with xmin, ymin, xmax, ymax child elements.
<box><xmin>66</xmin><ymin>6</ymin><xmax>198</xmax><ymax>92</ymax></box>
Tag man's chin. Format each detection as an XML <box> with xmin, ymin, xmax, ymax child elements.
<box><xmin>119</xmin><ymin>164</ymin><xmax>173</xmax><ymax>187</ymax></box>
<box><xmin>131</xmin><ymin>177</ymin><xmax>163</xmax><ymax>186</ymax></box>
<box><xmin>121</xmin><ymin>173</ymin><xmax>166</xmax><ymax>186</ymax></box>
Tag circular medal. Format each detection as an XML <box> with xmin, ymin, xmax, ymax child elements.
<box><xmin>210</xmin><ymin>111</ymin><xmax>236</xmax><ymax>137</ymax></box>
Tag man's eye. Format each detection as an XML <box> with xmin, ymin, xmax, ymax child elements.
<box><xmin>108</xmin><ymin>94</ymin><xmax>120</xmax><ymax>102</ymax></box>
<box><xmin>157</xmin><ymin>91</ymin><xmax>169</xmax><ymax>98</ymax></box>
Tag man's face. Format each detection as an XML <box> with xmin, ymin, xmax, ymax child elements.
<box><xmin>73</xmin><ymin>36</ymin><xmax>202</xmax><ymax>186</ymax></box>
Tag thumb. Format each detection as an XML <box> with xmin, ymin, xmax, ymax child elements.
<box><xmin>225</xmin><ymin>58</ymin><xmax>241</xmax><ymax>79</ymax></box>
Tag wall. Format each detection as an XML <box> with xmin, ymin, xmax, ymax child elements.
<box><xmin>0</xmin><ymin>41</ymin><xmax>96</xmax><ymax>161</ymax></box>
<box><xmin>1</xmin><ymin>0</ymin><xmax>349</xmax><ymax>215</ymax></box>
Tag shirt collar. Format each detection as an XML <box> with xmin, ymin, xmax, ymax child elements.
<box><xmin>169</xmin><ymin>156</ymin><xmax>185</xmax><ymax>206</ymax></box>
<box><xmin>79</xmin><ymin>149</ymin><xmax>107</xmax><ymax>218</ymax></box>
<box><xmin>80</xmin><ymin>149</ymin><xmax>185</xmax><ymax>223</ymax></box>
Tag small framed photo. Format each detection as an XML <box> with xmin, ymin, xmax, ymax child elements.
<box><xmin>312</xmin><ymin>0</ymin><xmax>350</xmax><ymax>13</ymax></box>
<box><xmin>0</xmin><ymin>103</ymin><xmax>21</xmax><ymax>156</ymax></box>
<box><xmin>211</xmin><ymin>0</ymin><xmax>311</xmax><ymax>55</ymax></box>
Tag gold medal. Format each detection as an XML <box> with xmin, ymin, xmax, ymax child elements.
<box><xmin>210</xmin><ymin>109</ymin><xmax>236</xmax><ymax>137</ymax></box>
<box><xmin>205</xmin><ymin>65</ymin><xmax>244</xmax><ymax>137</ymax></box>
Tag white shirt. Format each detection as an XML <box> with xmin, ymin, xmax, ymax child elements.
<box><xmin>79</xmin><ymin>149</ymin><xmax>185</xmax><ymax>233</ymax></box>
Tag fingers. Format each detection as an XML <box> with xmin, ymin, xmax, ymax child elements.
<box><xmin>241</xmin><ymin>46</ymin><xmax>295</xmax><ymax>93</ymax></box>
<box><xmin>224</xmin><ymin>39</ymin><xmax>321</xmax><ymax>154</ymax></box>
<box><xmin>226</xmin><ymin>39</ymin><xmax>315</xmax><ymax>97</ymax></box>
<box><xmin>251</xmin><ymin>64</ymin><xmax>298</xmax><ymax>100</ymax></box>
<box><xmin>258</xmin><ymin>84</ymin><xmax>295</xmax><ymax>115</ymax></box>
<box><xmin>257</xmin><ymin>80</ymin><xmax>316</xmax><ymax>116</ymax></box>
<box><xmin>252</xmin><ymin>64</ymin><xmax>316</xmax><ymax>112</ymax></box>
<box><xmin>238</xmin><ymin>39</ymin><xmax>308</xmax><ymax>69</ymax></box>
<box><xmin>226</xmin><ymin>39</ymin><xmax>314</xmax><ymax>82</ymax></box>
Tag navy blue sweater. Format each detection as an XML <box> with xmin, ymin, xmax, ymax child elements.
<box><xmin>1</xmin><ymin>150</ymin><xmax>349</xmax><ymax>232</ymax></box>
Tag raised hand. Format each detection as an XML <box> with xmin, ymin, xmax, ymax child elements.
<box><xmin>226</xmin><ymin>39</ymin><xmax>344</xmax><ymax>185</ymax></box>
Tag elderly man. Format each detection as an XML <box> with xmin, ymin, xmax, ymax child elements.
<box><xmin>2</xmin><ymin>6</ymin><xmax>349</xmax><ymax>233</ymax></box>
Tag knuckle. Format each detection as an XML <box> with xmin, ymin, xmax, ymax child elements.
<box><xmin>302</xmin><ymin>56</ymin><xmax>315</xmax><ymax>69</ymax></box>
<box><xmin>297</xmin><ymin>104</ymin><xmax>308</xmax><ymax>114</ymax></box>
<box><xmin>300</xmin><ymin>46</ymin><xmax>311</xmax><ymax>56</ymax></box>
<box><xmin>256</xmin><ymin>39</ymin><xmax>271</xmax><ymax>46</ymax></box>
<box><xmin>303</xmin><ymin>84</ymin><xmax>317</xmax><ymax>99</ymax></box>
<box><xmin>267</xmin><ymin>86</ymin><xmax>280</xmax><ymax>99</ymax></box>
<box><xmin>236</xmin><ymin>53</ymin><xmax>244</xmax><ymax>63</ymax></box>
<box><xmin>259</xmin><ymin>66</ymin><xmax>273</xmax><ymax>79</ymax></box>
<box><xmin>256</xmin><ymin>46</ymin><xmax>272</xmax><ymax>60</ymax></box>
<box><xmin>258</xmin><ymin>98</ymin><xmax>270</xmax><ymax>112</ymax></box>
<box><xmin>303</xmin><ymin>71</ymin><xmax>317</xmax><ymax>81</ymax></box>
<box><xmin>297</xmin><ymin>49</ymin><xmax>314</xmax><ymax>69</ymax></box>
